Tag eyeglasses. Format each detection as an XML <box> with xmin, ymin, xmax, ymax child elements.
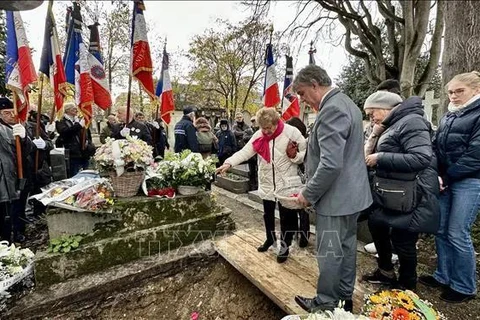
<box><xmin>447</xmin><ymin>88</ymin><xmax>466</xmax><ymax>96</ymax></box>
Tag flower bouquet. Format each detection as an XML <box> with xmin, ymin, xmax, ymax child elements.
<box><xmin>362</xmin><ymin>289</ymin><xmax>445</xmax><ymax>319</ymax></box>
<box><xmin>0</xmin><ymin>241</ymin><xmax>34</xmax><ymax>293</ymax></box>
<box><xmin>282</xmin><ymin>308</ymin><xmax>369</xmax><ymax>319</ymax></box>
<box><xmin>143</xmin><ymin>150</ymin><xmax>217</xmax><ymax>197</ymax></box>
<box><xmin>94</xmin><ymin>136</ymin><xmax>153</xmax><ymax>197</ymax></box>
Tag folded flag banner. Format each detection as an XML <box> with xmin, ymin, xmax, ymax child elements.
<box><xmin>262</xmin><ymin>43</ymin><xmax>280</xmax><ymax>108</ymax></box>
<box><xmin>5</xmin><ymin>11</ymin><xmax>37</xmax><ymax>122</ymax></box>
<box><xmin>88</xmin><ymin>22</ymin><xmax>112</xmax><ymax>110</ymax></box>
<box><xmin>63</xmin><ymin>3</ymin><xmax>94</xmax><ymax>127</ymax></box>
<box><xmin>308</xmin><ymin>42</ymin><xmax>316</xmax><ymax>65</ymax></box>
<box><xmin>155</xmin><ymin>45</ymin><xmax>175</xmax><ymax>124</ymax></box>
<box><xmin>281</xmin><ymin>55</ymin><xmax>300</xmax><ymax>121</ymax></box>
<box><xmin>39</xmin><ymin>0</ymin><xmax>68</xmax><ymax>117</ymax></box>
<box><xmin>131</xmin><ymin>0</ymin><xmax>155</xmax><ymax>100</ymax></box>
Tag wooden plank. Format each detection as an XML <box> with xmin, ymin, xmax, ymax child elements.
<box><xmin>216</xmin><ymin>229</ymin><xmax>372</xmax><ymax>315</ymax></box>
<box><xmin>216</xmin><ymin>235</ymin><xmax>305</xmax><ymax>314</ymax></box>
<box><xmin>233</xmin><ymin>229</ymin><xmax>319</xmax><ymax>288</ymax></box>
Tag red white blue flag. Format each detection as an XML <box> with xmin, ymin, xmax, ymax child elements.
<box><xmin>5</xmin><ymin>11</ymin><xmax>37</xmax><ymax>122</ymax></box>
<box><xmin>262</xmin><ymin>43</ymin><xmax>280</xmax><ymax>108</ymax></box>
<box><xmin>155</xmin><ymin>45</ymin><xmax>175</xmax><ymax>124</ymax></box>
<box><xmin>131</xmin><ymin>0</ymin><xmax>155</xmax><ymax>100</ymax></box>
<box><xmin>63</xmin><ymin>3</ymin><xmax>94</xmax><ymax>127</ymax></box>
<box><xmin>88</xmin><ymin>22</ymin><xmax>112</xmax><ymax>110</ymax></box>
<box><xmin>281</xmin><ymin>55</ymin><xmax>300</xmax><ymax>121</ymax></box>
<box><xmin>39</xmin><ymin>0</ymin><xmax>68</xmax><ymax>117</ymax></box>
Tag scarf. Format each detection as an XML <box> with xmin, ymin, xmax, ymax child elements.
<box><xmin>364</xmin><ymin>123</ymin><xmax>386</xmax><ymax>156</ymax></box>
<box><xmin>448</xmin><ymin>94</ymin><xmax>480</xmax><ymax>112</ymax></box>
<box><xmin>252</xmin><ymin>121</ymin><xmax>284</xmax><ymax>163</ymax></box>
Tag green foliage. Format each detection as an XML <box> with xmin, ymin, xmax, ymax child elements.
<box><xmin>336</xmin><ymin>53</ymin><xmax>442</xmax><ymax>115</ymax></box>
<box><xmin>47</xmin><ymin>235</ymin><xmax>83</xmax><ymax>254</ymax></box>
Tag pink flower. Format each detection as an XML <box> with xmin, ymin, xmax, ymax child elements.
<box><xmin>191</xmin><ymin>312</ymin><xmax>199</xmax><ymax>320</ymax></box>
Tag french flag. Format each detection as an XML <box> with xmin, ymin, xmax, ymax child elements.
<box><xmin>63</xmin><ymin>3</ymin><xmax>94</xmax><ymax>127</ymax></box>
<box><xmin>262</xmin><ymin>43</ymin><xmax>280</xmax><ymax>108</ymax></box>
<box><xmin>88</xmin><ymin>22</ymin><xmax>112</xmax><ymax>110</ymax></box>
<box><xmin>281</xmin><ymin>55</ymin><xmax>300</xmax><ymax>121</ymax></box>
<box><xmin>5</xmin><ymin>11</ymin><xmax>37</xmax><ymax>122</ymax></box>
<box><xmin>155</xmin><ymin>45</ymin><xmax>175</xmax><ymax>124</ymax></box>
<box><xmin>131</xmin><ymin>0</ymin><xmax>155</xmax><ymax>100</ymax></box>
<box><xmin>39</xmin><ymin>1</ymin><xmax>68</xmax><ymax>117</ymax></box>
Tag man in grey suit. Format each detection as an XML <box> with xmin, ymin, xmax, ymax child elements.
<box><xmin>293</xmin><ymin>65</ymin><xmax>372</xmax><ymax>312</ymax></box>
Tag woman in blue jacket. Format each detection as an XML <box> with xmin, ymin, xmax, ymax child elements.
<box><xmin>420</xmin><ymin>71</ymin><xmax>480</xmax><ymax>303</ymax></box>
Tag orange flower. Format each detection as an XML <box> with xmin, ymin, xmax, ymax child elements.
<box><xmin>392</xmin><ymin>308</ymin><xmax>410</xmax><ymax>320</ymax></box>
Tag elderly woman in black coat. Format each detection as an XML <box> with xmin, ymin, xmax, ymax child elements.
<box><xmin>361</xmin><ymin>91</ymin><xmax>440</xmax><ymax>291</ymax></box>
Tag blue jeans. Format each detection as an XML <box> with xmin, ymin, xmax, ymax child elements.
<box><xmin>69</xmin><ymin>158</ymin><xmax>89</xmax><ymax>178</ymax></box>
<box><xmin>434</xmin><ymin>178</ymin><xmax>480</xmax><ymax>295</ymax></box>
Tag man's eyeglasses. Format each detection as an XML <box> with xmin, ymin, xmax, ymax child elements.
<box><xmin>447</xmin><ymin>88</ymin><xmax>466</xmax><ymax>96</ymax></box>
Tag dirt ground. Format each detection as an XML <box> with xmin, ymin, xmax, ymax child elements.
<box><xmin>16</xmin><ymin>193</ymin><xmax>480</xmax><ymax>319</ymax></box>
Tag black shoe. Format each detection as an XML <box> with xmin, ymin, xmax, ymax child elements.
<box><xmin>294</xmin><ymin>296</ymin><xmax>334</xmax><ymax>313</ymax></box>
<box><xmin>391</xmin><ymin>282</ymin><xmax>417</xmax><ymax>292</ymax></box>
<box><xmin>257</xmin><ymin>239</ymin><xmax>275</xmax><ymax>252</ymax></box>
<box><xmin>418</xmin><ymin>275</ymin><xmax>448</xmax><ymax>289</ymax></box>
<box><xmin>277</xmin><ymin>248</ymin><xmax>289</xmax><ymax>263</ymax></box>
<box><xmin>299</xmin><ymin>237</ymin><xmax>308</xmax><ymax>248</ymax></box>
<box><xmin>440</xmin><ymin>288</ymin><xmax>475</xmax><ymax>303</ymax></box>
<box><xmin>342</xmin><ymin>299</ymin><xmax>353</xmax><ymax>312</ymax></box>
<box><xmin>362</xmin><ymin>269</ymin><xmax>397</xmax><ymax>285</ymax></box>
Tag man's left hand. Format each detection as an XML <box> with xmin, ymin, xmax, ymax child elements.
<box><xmin>296</xmin><ymin>192</ymin><xmax>311</xmax><ymax>208</ymax></box>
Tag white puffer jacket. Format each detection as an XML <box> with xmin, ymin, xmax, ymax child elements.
<box><xmin>225</xmin><ymin>124</ymin><xmax>307</xmax><ymax>201</ymax></box>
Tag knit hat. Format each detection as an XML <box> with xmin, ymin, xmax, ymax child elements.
<box><xmin>364</xmin><ymin>91</ymin><xmax>402</xmax><ymax>110</ymax></box>
<box><xmin>0</xmin><ymin>97</ymin><xmax>13</xmax><ymax>110</ymax></box>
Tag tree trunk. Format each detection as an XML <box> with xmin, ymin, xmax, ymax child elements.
<box><xmin>442</xmin><ymin>1</ymin><xmax>480</xmax><ymax>113</ymax></box>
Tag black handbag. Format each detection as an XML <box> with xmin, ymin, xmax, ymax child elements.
<box><xmin>372</xmin><ymin>175</ymin><xmax>419</xmax><ymax>213</ymax></box>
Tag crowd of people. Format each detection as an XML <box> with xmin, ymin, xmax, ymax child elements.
<box><xmin>217</xmin><ymin>66</ymin><xmax>480</xmax><ymax>313</ymax></box>
<box><xmin>1</xmin><ymin>64</ymin><xmax>480</xmax><ymax>314</ymax></box>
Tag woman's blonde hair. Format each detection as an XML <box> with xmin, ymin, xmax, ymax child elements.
<box><xmin>447</xmin><ymin>71</ymin><xmax>480</xmax><ymax>90</ymax></box>
<box><xmin>256</xmin><ymin>107</ymin><xmax>280</xmax><ymax>128</ymax></box>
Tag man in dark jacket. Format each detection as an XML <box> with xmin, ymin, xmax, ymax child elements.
<box><xmin>111</xmin><ymin>106</ymin><xmax>152</xmax><ymax>145</ymax></box>
<box><xmin>216</xmin><ymin>119</ymin><xmax>236</xmax><ymax>166</ymax></box>
<box><xmin>56</xmin><ymin>103</ymin><xmax>94</xmax><ymax>177</ymax></box>
<box><xmin>100</xmin><ymin>114</ymin><xmax>117</xmax><ymax>144</ymax></box>
<box><xmin>151</xmin><ymin>118</ymin><xmax>169</xmax><ymax>158</ymax></box>
<box><xmin>26</xmin><ymin>111</ymin><xmax>54</xmax><ymax>218</ymax></box>
<box><xmin>174</xmin><ymin>106</ymin><xmax>199</xmax><ymax>153</ymax></box>
<box><xmin>0</xmin><ymin>97</ymin><xmax>35</xmax><ymax>242</ymax></box>
<box><xmin>232</xmin><ymin>112</ymin><xmax>250</xmax><ymax>150</ymax></box>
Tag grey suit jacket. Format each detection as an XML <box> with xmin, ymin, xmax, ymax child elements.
<box><xmin>303</xmin><ymin>88</ymin><xmax>372</xmax><ymax>216</ymax></box>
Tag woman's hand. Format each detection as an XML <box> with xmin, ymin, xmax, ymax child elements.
<box><xmin>438</xmin><ymin>176</ymin><xmax>447</xmax><ymax>192</ymax></box>
<box><xmin>365</xmin><ymin>153</ymin><xmax>379</xmax><ymax>167</ymax></box>
<box><xmin>296</xmin><ymin>192</ymin><xmax>311</xmax><ymax>207</ymax></box>
<box><xmin>286</xmin><ymin>140</ymin><xmax>298</xmax><ymax>159</ymax></box>
<box><xmin>216</xmin><ymin>163</ymin><xmax>232</xmax><ymax>175</ymax></box>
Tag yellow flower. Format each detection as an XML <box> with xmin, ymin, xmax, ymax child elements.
<box><xmin>397</xmin><ymin>291</ymin><xmax>415</xmax><ymax>311</ymax></box>
<box><xmin>410</xmin><ymin>313</ymin><xmax>421</xmax><ymax>320</ymax></box>
<box><xmin>370</xmin><ymin>294</ymin><xmax>384</xmax><ymax>304</ymax></box>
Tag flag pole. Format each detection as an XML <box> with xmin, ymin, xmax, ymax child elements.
<box><xmin>35</xmin><ymin>75</ymin><xmax>44</xmax><ymax>173</ymax></box>
<box><xmin>12</xmin><ymin>93</ymin><xmax>24</xmax><ymax>179</ymax></box>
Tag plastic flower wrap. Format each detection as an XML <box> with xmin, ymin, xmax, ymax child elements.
<box><xmin>282</xmin><ymin>308</ymin><xmax>369</xmax><ymax>320</ymax></box>
<box><xmin>94</xmin><ymin>136</ymin><xmax>153</xmax><ymax>175</ymax></box>
<box><xmin>362</xmin><ymin>289</ymin><xmax>445</xmax><ymax>320</ymax></box>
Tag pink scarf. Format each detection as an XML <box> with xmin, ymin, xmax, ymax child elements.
<box><xmin>252</xmin><ymin>121</ymin><xmax>284</xmax><ymax>163</ymax></box>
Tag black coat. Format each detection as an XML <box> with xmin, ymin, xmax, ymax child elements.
<box><xmin>111</xmin><ymin>120</ymin><xmax>153</xmax><ymax>146</ymax></box>
<box><xmin>26</xmin><ymin>120</ymin><xmax>54</xmax><ymax>188</ymax></box>
<box><xmin>56</xmin><ymin>117</ymin><xmax>94</xmax><ymax>160</ymax></box>
<box><xmin>370</xmin><ymin>96</ymin><xmax>440</xmax><ymax>234</ymax></box>
<box><xmin>435</xmin><ymin>97</ymin><xmax>480</xmax><ymax>184</ymax></box>
<box><xmin>174</xmin><ymin>116</ymin><xmax>199</xmax><ymax>153</ymax></box>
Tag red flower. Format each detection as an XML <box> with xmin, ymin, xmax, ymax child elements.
<box><xmin>392</xmin><ymin>308</ymin><xmax>410</xmax><ymax>320</ymax></box>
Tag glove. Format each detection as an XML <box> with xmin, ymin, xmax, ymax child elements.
<box><xmin>120</xmin><ymin>127</ymin><xmax>130</xmax><ymax>137</ymax></box>
<box><xmin>46</xmin><ymin>123</ymin><xmax>56</xmax><ymax>133</ymax></box>
<box><xmin>151</xmin><ymin>121</ymin><xmax>160</xmax><ymax>129</ymax></box>
<box><xmin>12</xmin><ymin>124</ymin><xmax>26</xmax><ymax>139</ymax></box>
<box><xmin>33</xmin><ymin>138</ymin><xmax>47</xmax><ymax>150</ymax></box>
<box><xmin>79</xmin><ymin>118</ymin><xmax>86</xmax><ymax>128</ymax></box>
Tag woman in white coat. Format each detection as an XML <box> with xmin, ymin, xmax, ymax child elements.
<box><xmin>217</xmin><ymin>107</ymin><xmax>307</xmax><ymax>263</ymax></box>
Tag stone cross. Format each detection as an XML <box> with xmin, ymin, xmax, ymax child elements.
<box><xmin>423</xmin><ymin>90</ymin><xmax>440</xmax><ymax>124</ymax></box>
